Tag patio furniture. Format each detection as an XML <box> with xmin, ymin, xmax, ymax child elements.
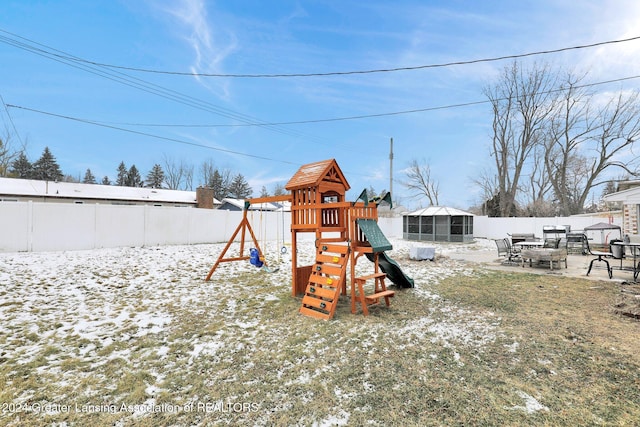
<box><xmin>514</xmin><ymin>241</ymin><xmax>545</xmax><ymax>249</ymax></box>
<box><xmin>495</xmin><ymin>238</ymin><xmax>520</xmax><ymax>264</ymax></box>
<box><xmin>611</xmin><ymin>240</ymin><xmax>640</xmax><ymax>282</ymax></box>
<box><xmin>566</xmin><ymin>233</ymin><xmax>588</xmax><ymax>255</ymax></box>
<box><xmin>520</xmin><ymin>248</ymin><xmax>568</xmax><ymax>270</ymax></box>
<box><xmin>584</xmin><ymin>234</ymin><xmax>613</xmax><ymax>279</ymax></box>
<box><xmin>509</xmin><ymin>233</ymin><xmax>537</xmax><ymax>244</ymax></box>
<box><xmin>542</xmin><ymin>225</ymin><xmax>571</xmax><ymax>249</ymax></box>
<box><xmin>543</xmin><ymin>238</ymin><xmax>561</xmax><ymax>249</ymax></box>
<box><xmin>609</xmin><ymin>239</ymin><xmax>625</xmax><ymax>271</ymax></box>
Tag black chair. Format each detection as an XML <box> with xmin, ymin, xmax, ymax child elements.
<box><xmin>584</xmin><ymin>235</ymin><xmax>612</xmax><ymax>279</ymax></box>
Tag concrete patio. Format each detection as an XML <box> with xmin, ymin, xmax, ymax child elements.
<box><xmin>447</xmin><ymin>245</ymin><xmax>638</xmax><ymax>284</ymax></box>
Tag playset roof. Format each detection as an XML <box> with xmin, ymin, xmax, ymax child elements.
<box><xmin>285</xmin><ymin>159</ymin><xmax>350</xmax><ymax>191</ymax></box>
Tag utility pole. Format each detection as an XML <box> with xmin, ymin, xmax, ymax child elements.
<box><xmin>389</xmin><ymin>137</ymin><xmax>393</xmax><ymax>197</ymax></box>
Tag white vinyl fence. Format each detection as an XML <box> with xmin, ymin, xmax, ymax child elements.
<box><xmin>472</xmin><ymin>214</ymin><xmax>623</xmax><ymax>240</ymax></box>
<box><xmin>0</xmin><ymin>202</ymin><xmax>292</xmax><ymax>253</ymax></box>
<box><xmin>0</xmin><ymin>201</ymin><xmax>622</xmax><ymax>253</ymax></box>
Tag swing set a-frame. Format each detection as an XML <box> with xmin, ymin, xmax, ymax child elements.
<box><xmin>204</xmin><ymin>196</ymin><xmax>291</xmax><ymax>280</ymax></box>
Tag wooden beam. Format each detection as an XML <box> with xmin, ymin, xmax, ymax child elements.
<box><xmin>247</xmin><ymin>195</ymin><xmax>292</xmax><ymax>205</ymax></box>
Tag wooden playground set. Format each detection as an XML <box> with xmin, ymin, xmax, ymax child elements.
<box><xmin>206</xmin><ymin>159</ymin><xmax>414</xmax><ymax>320</ymax></box>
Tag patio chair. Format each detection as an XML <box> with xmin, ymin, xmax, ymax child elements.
<box><xmin>566</xmin><ymin>233</ymin><xmax>588</xmax><ymax>255</ymax></box>
<box><xmin>584</xmin><ymin>235</ymin><xmax>612</xmax><ymax>279</ymax></box>
<box><xmin>543</xmin><ymin>238</ymin><xmax>561</xmax><ymax>249</ymax></box>
<box><xmin>495</xmin><ymin>238</ymin><xmax>520</xmax><ymax>265</ymax></box>
<box><xmin>505</xmin><ymin>238</ymin><xmax>522</xmax><ymax>256</ymax></box>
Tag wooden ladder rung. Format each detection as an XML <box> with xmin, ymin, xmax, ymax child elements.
<box><xmin>299</xmin><ymin>306</ymin><xmax>331</xmax><ymax>320</ymax></box>
<box><xmin>365</xmin><ymin>290</ymin><xmax>395</xmax><ymax>303</ymax></box>
<box><xmin>302</xmin><ymin>295</ymin><xmax>335</xmax><ymax>311</ymax></box>
<box><xmin>355</xmin><ymin>272</ymin><xmax>386</xmax><ymax>282</ymax></box>
<box><xmin>305</xmin><ymin>284</ymin><xmax>336</xmax><ymax>299</ymax></box>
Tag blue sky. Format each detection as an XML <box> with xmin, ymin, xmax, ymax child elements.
<box><xmin>2</xmin><ymin>0</ymin><xmax>640</xmax><ymax>209</ymax></box>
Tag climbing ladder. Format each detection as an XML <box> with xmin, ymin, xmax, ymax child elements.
<box><xmin>299</xmin><ymin>242</ymin><xmax>350</xmax><ymax>320</ymax></box>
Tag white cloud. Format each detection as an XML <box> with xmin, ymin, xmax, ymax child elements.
<box><xmin>164</xmin><ymin>0</ymin><xmax>238</xmax><ymax>99</ymax></box>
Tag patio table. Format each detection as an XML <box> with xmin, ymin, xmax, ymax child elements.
<box><xmin>612</xmin><ymin>241</ymin><xmax>640</xmax><ymax>282</ymax></box>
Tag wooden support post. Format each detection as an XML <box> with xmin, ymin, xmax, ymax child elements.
<box><xmin>205</xmin><ymin>209</ymin><xmax>265</xmax><ymax>281</ymax></box>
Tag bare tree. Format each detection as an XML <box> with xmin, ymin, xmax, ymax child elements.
<box><xmin>545</xmin><ymin>77</ymin><xmax>640</xmax><ymax>215</ymax></box>
<box><xmin>581</xmin><ymin>91</ymin><xmax>640</xmax><ymax>200</ymax></box>
<box><xmin>523</xmin><ymin>143</ymin><xmax>554</xmax><ymax>216</ymax></box>
<box><xmin>483</xmin><ymin>61</ymin><xmax>559</xmax><ymax>216</ymax></box>
<box><xmin>0</xmin><ymin>132</ymin><xmax>19</xmax><ymax>177</ymax></box>
<box><xmin>199</xmin><ymin>159</ymin><xmax>216</xmax><ymax>188</ymax></box>
<box><xmin>272</xmin><ymin>183</ymin><xmax>286</xmax><ymax>196</ymax></box>
<box><xmin>163</xmin><ymin>155</ymin><xmax>194</xmax><ymax>190</ymax></box>
<box><xmin>543</xmin><ymin>74</ymin><xmax>595</xmax><ymax>215</ymax></box>
<box><xmin>183</xmin><ymin>163</ymin><xmax>194</xmax><ymax>191</ymax></box>
<box><xmin>403</xmin><ymin>159</ymin><xmax>440</xmax><ymax>206</ymax></box>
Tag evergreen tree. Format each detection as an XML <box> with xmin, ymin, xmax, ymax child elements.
<box><xmin>101</xmin><ymin>176</ymin><xmax>111</xmax><ymax>185</ymax></box>
<box><xmin>116</xmin><ymin>161</ymin><xmax>128</xmax><ymax>186</ymax></box>
<box><xmin>259</xmin><ymin>185</ymin><xmax>269</xmax><ymax>197</ymax></box>
<box><xmin>31</xmin><ymin>147</ymin><xmax>63</xmax><ymax>181</ymax></box>
<box><xmin>228</xmin><ymin>173</ymin><xmax>252</xmax><ymax>199</ymax></box>
<box><xmin>82</xmin><ymin>168</ymin><xmax>97</xmax><ymax>184</ymax></box>
<box><xmin>208</xmin><ymin>169</ymin><xmax>229</xmax><ymax>201</ymax></box>
<box><xmin>126</xmin><ymin>165</ymin><xmax>143</xmax><ymax>187</ymax></box>
<box><xmin>10</xmin><ymin>151</ymin><xmax>32</xmax><ymax>179</ymax></box>
<box><xmin>145</xmin><ymin>164</ymin><xmax>165</xmax><ymax>188</ymax></box>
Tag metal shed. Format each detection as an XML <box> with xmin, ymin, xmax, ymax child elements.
<box><xmin>403</xmin><ymin>206</ymin><xmax>474</xmax><ymax>243</ymax></box>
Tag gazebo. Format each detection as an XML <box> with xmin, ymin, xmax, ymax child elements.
<box><xmin>583</xmin><ymin>222</ymin><xmax>622</xmax><ymax>249</ymax></box>
<box><xmin>403</xmin><ymin>206</ymin><xmax>474</xmax><ymax>243</ymax></box>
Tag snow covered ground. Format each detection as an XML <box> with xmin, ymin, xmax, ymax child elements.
<box><xmin>0</xmin><ymin>237</ymin><xmax>504</xmax><ymax>425</ymax></box>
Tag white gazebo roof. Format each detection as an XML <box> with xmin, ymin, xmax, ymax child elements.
<box><xmin>406</xmin><ymin>206</ymin><xmax>474</xmax><ymax>216</ymax></box>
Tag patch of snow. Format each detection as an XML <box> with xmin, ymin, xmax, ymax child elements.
<box><xmin>504</xmin><ymin>342</ymin><xmax>519</xmax><ymax>353</ymax></box>
<box><xmin>505</xmin><ymin>391</ymin><xmax>549</xmax><ymax>414</ymax></box>
<box><xmin>313</xmin><ymin>409</ymin><xmax>350</xmax><ymax>427</ymax></box>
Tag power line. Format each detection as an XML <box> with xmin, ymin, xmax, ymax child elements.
<box><xmin>28</xmin><ymin>74</ymin><xmax>640</xmax><ymax>129</ymax></box>
<box><xmin>0</xmin><ymin>29</ymin><xmax>334</xmax><ymax>147</ymax></box>
<box><xmin>3</xmin><ymin>27</ymin><xmax>639</xmax><ymax>132</ymax></box>
<box><xmin>5</xmin><ymin>31</ymin><xmax>637</xmax><ymax>78</ymax></box>
<box><xmin>0</xmin><ymin>93</ymin><xmax>25</xmax><ymax>149</ymax></box>
<box><xmin>6</xmin><ymin>104</ymin><xmax>303</xmax><ymax>166</ymax></box>
<box><xmin>5</xmin><ymin>103</ymin><xmax>377</xmax><ymax>180</ymax></box>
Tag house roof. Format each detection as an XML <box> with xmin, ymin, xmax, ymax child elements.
<box><xmin>285</xmin><ymin>159</ymin><xmax>350</xmax><ymax>191</ymax></box>
<box><xmin>603</xmin><ymin>185</ymin><xmax>640</xmax><ymax>203</ymax></box>
<box><xmin>406</xmin><ymin>206</ymin><xmax>474</xmax><ymax>216</ymax></box>
<box><xmin>0</xmin><ymin>177</ymin><xmax>204</xmax><ymax>204</ymax></box>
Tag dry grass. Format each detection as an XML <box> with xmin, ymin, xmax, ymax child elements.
<box><xmin>1</xmin><ymin>244</ymin><xmax>639</xmax><ymax>426</ymax></box>
<box><xmin>432</xmin><ymin>270</ymin><xmax>640</xmax><ymax>426</ymax></box>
